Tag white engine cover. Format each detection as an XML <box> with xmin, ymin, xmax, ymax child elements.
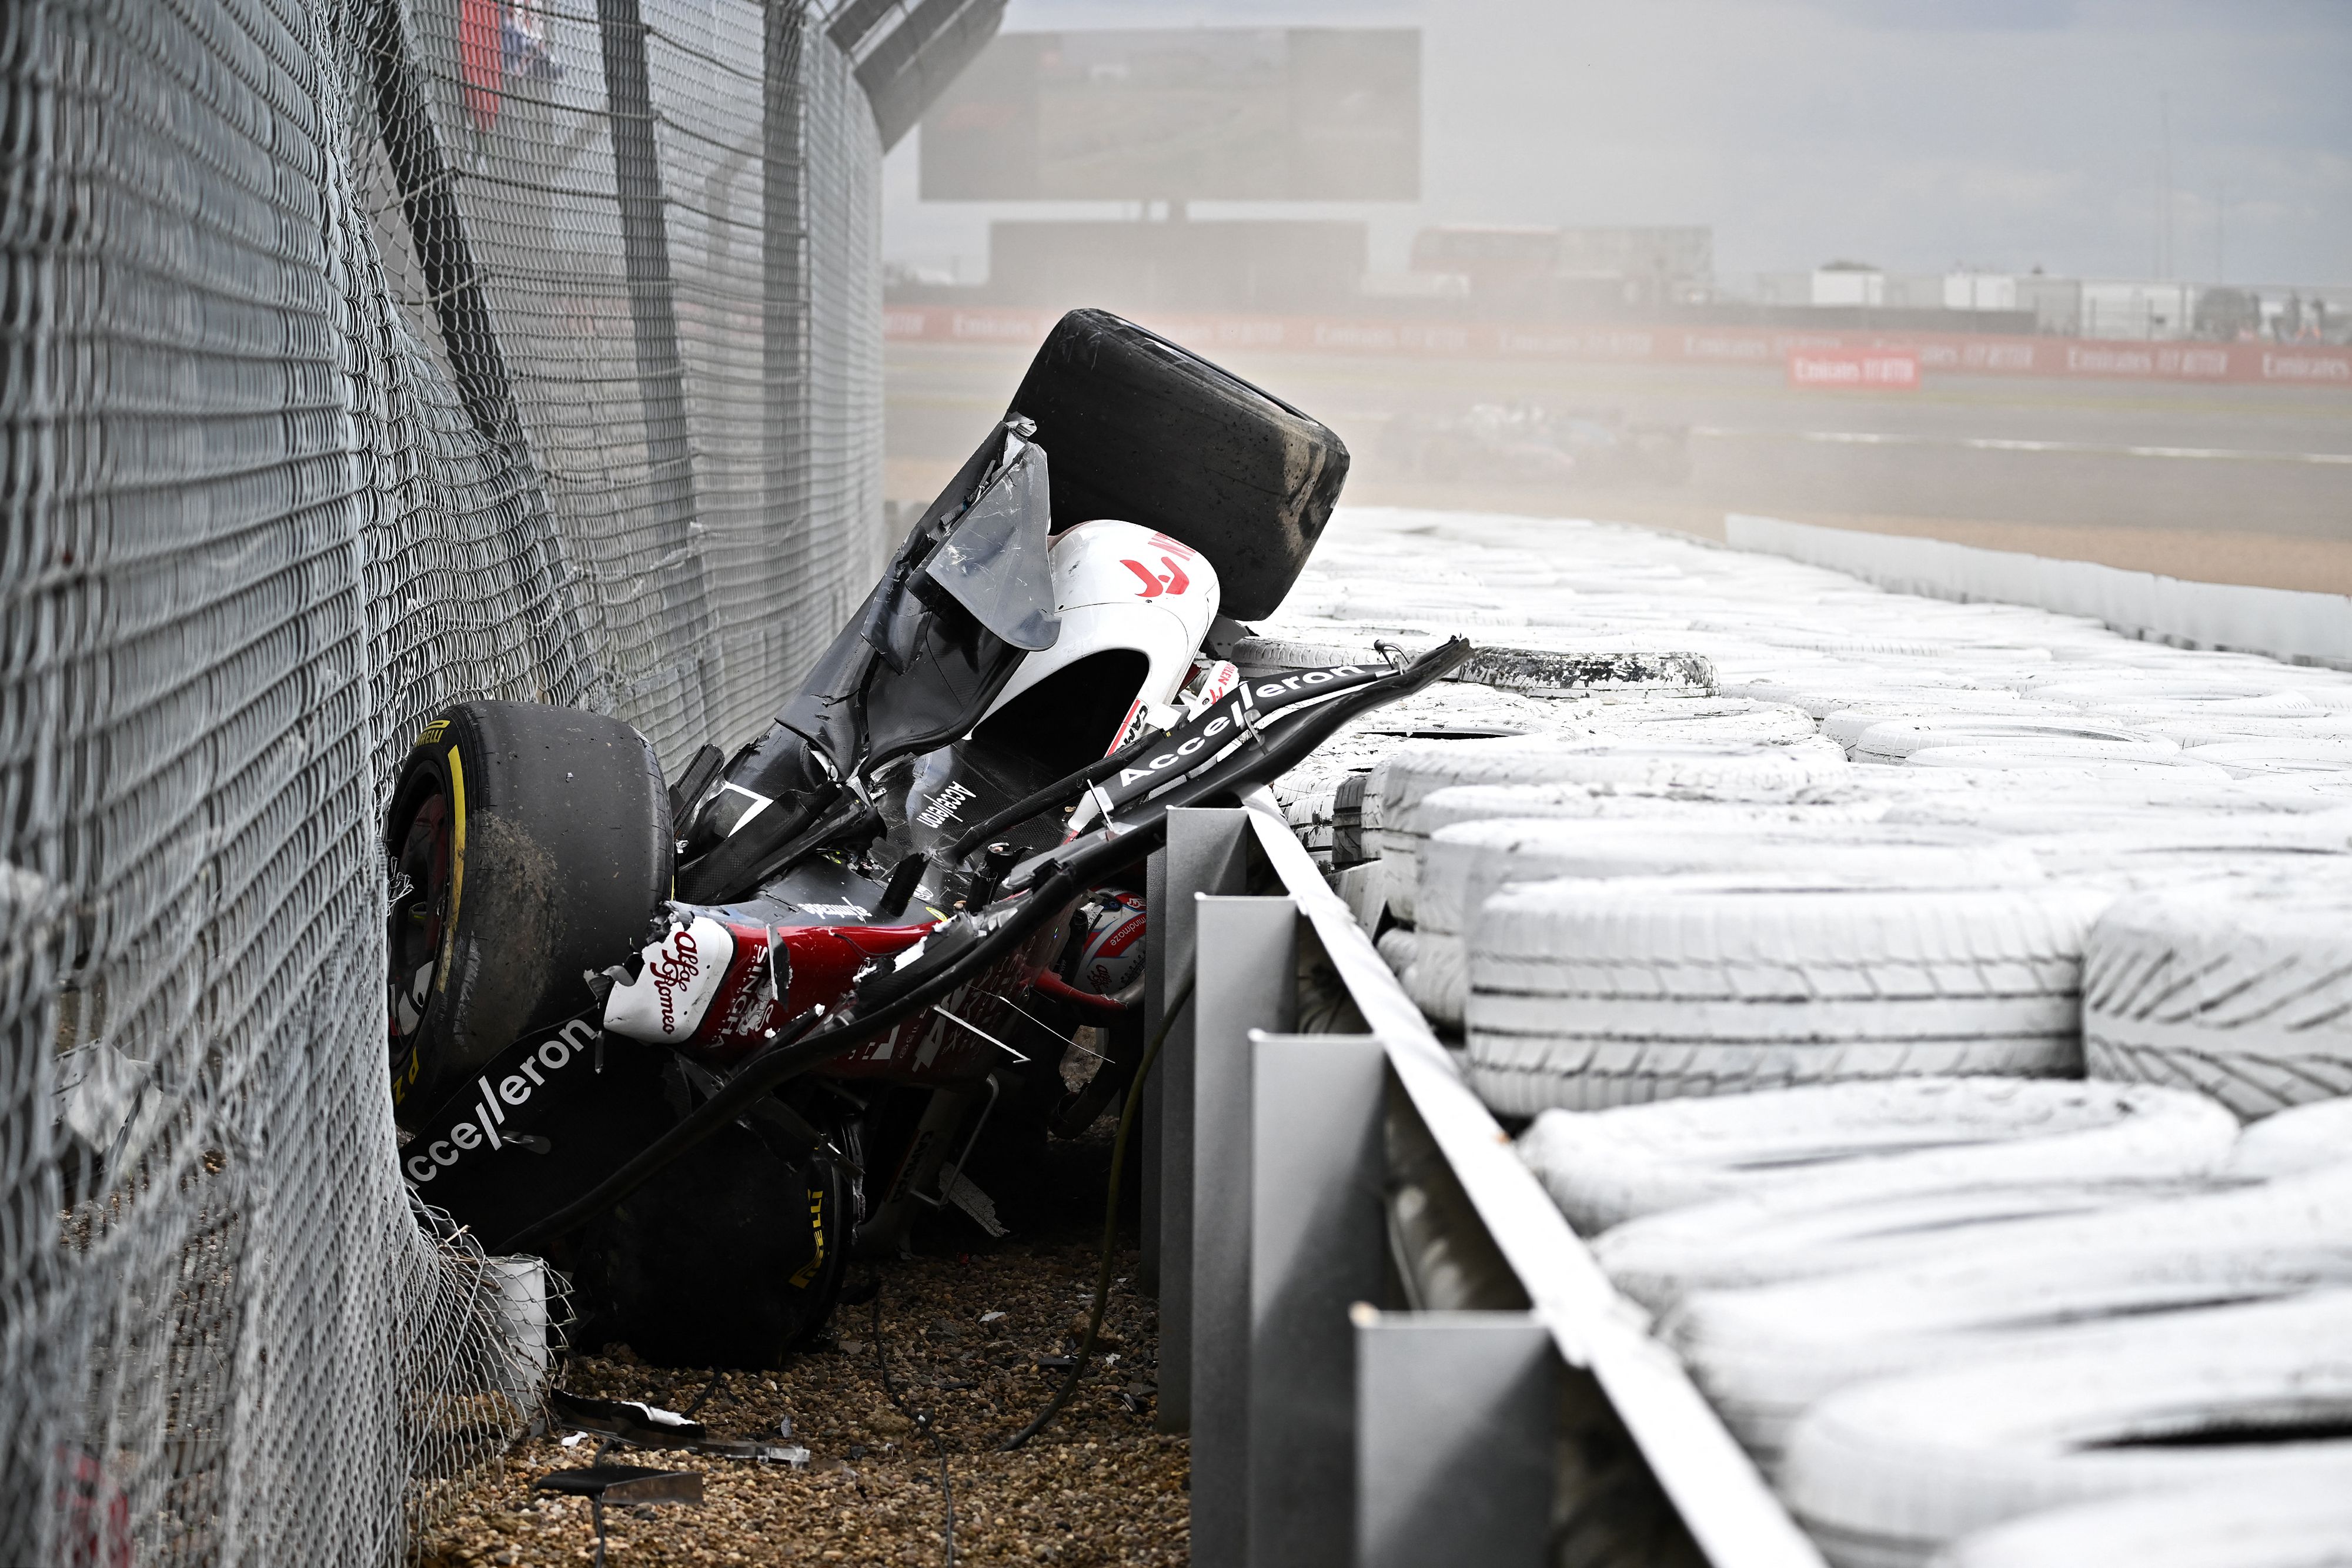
<box><xmin>981</xmin><ymin>520</ymin><xmax>1220</xmax><ymax>746</ymax></box>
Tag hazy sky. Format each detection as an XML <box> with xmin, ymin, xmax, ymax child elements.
<box><xmin>883</xmin><ymin>0</ymin><xmax>2352</xmax><ymax>287</ymax></box>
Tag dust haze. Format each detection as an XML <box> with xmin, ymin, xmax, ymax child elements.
<box><xmin>884</xmin><ymin>0</ymin><xmax>2352</xmax><ymax>593</ymax></box>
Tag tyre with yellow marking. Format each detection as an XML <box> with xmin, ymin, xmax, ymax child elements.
<box><xmin>385</xmin><ymin>701</ymin><xmax>670</xmax><ymax>1126</ymax></box>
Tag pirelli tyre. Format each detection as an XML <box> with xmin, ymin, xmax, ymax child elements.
<box><xmin>1464</xmin><ymin>880</ymin><xmax>2114</xmax><ymax>1114</ymax></box>
<box><xmin>1927</xmin><ymin>1472</ymin><xmax>2352</xmax><ymax>1568</ymax></box>
<box><xmin>1779</xmin><ymin>1290</ymin><xmax>2352</xmax><ymax>1568</ymax></box>
<box><xmin>1664</xmin><ymin>1163</ymin><xmax>2352</xmax><ymax>1472</ymax></box>
<box><xmin>569</xmin><ymin>1115</ymin><xmax>851</xmax><ymax>1370</ymax></box>
<box><xmin>1008</xmin><ymin>308</ymin><xmax>1347</xmax><ymax>620</ymax></box>
<box><xmin>2083</xmin><ymin>881</ymin><xmax>2352</xmax><ymax>1119</ymax></box>
<box><xmin>385</xmin><ymin>701</ymin><xmax>671</xmax><ymax>1124</ymax></box>
<box><xmin>1515</xmin><ymin>1078</ymin><xmax>2235</xmax><ymax>1236</ymax></box>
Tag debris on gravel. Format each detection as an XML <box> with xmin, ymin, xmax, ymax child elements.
<box><xmin>420</xmin><ymin>1114</ymin><xmax>1187</xmax><ymax>1566</ymax></box>
<box><xmin>418</xmin><ymin>1243</ymin><xmax>1184</xmax><ymax>1566</ymax></box>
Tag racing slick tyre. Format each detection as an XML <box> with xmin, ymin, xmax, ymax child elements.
<box><xmin>385</xmin><ymin>700</ymin><xmax>671</xmax><ymax>1124</ymax></box>
<box><xmin>1779</xmin><ymin>1291</ymin><xmax>2352</xmax><ymax>1568</ymax></box>
<box><xmin>570</xmin><ymin>1116</ymin><xmax>851</xmax><ymax>1369</ymax></box>
<box><xmin>2083</xmin><ymin>881</ymin><xmax>2352</xmax><ymax>1119</ymax></box>
<box><xmin>1009</xmin><ymin>308</ymin><xmax>1348</xmax><ymax>620</ymax></box>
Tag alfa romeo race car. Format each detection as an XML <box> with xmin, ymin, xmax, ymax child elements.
<box><xmin>384</xmin><ymin>310</ymin><xmax>1467</xmax><ymax>1366</ymax></box>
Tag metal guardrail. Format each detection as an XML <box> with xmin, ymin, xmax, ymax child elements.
<box><xmin>1137</xmin><ymin>793</ymin><xmax>1828</xmax><ymax>1568</ymax></box>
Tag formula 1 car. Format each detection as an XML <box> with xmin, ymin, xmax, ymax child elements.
<box><xmin>384</xmin><ymin>309</ymin><xmax>1468</xmax><ymax>1367</ymax></box>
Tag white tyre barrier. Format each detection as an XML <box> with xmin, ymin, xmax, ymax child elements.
<box><xmin>1693</xmin><ymin>625</ymin><xmax>2053</xmax><ymax>664</ymax></box>
<box><xmin>2089</xmin><ymin>693</ymin><xmax>2326</xmax><ymax>717</ymax></box>
<box><xmin>2084</xmin><ymin>882</ymin><xmax>2352</xmax><ymax>1118</ymax></box>
<box><xmin>1579</xmin><ymin>698</ymin><xmax>1823</xmax><ymax>748</ymax></box>
<box><xmin>2227</xmin><ymin>1097</ymin><xmax>2352</xmax><ymax>1179</ymax></box>
<box><xmin>1380</xmin><ymin>781</ymin><xmax>1891</xmax><ymax>928</ymax></box>
<box><xmin>1596</xmin><ymin>1179</ymin><xmax>2220</xmax><ymax>1315</ymax></box>
<box><xmin>1226</xmin><ymin>637</ymin><xmax>1714</xmax><ymax>698</ymax></box>
<box><xmin>2139</xmin><ymin>716</ymin><xmax>2352</xmax><ymax>748</ymax></box>
<box><xmin>2030</xmin><ymin>847</ymin><xmax>2351</xmax><ymax>895</ymax></box>
<box><xmin>2185</xmin><ymin>738</ymin><xmax>2352</xmax><ymax>779</ymax></box>
<box><xmin>1374</xmin><ymin>925</ymin><xmax>1419</xmax><ymax>982</ymax></box>
<box><xmin>1820</xmin><ymin>703</ymin><xmax>2074</xmax><ymax>750</ymax></box>
<box><xmin>1780</xmin><ymin>1290</ymin><xmax>2352</xmax><ymax>1568</ymax></box>
<box><xmin>1664</xmin><ymin>1164</ymin><xmax>2352</xmax><ymax>1469</ymax></box>
<box><xmin>1368</xmin><ymin>737</ymin><xmax>1852</xmax><ymax>919</ymax></box>
<box><xmin>1408</xmin><ymin>823</ymin><xmax>2042</xmax><ymax>1028</ymax></box>
<box><xmin>2243</xmin><ymin>775</ymin><xmax>2352</xmax><ymax>804</ymax></box>
<box><xmin>1516</xmin><ymin>1077</ymin><xmax>2233</xmax><ymax>1237</ymax></box>
<box><xmin>1851</xmin><ymin>718</ymin><xmax>2177</xmax><ymax>764</ymax></box>
<box><xmin>1881</xmin><ymin>789</ymin><xmax>2352</xmax><ymax>831</ymax></box>
<box><xmin>1902</xmin><ymin>747</ymin><xmax>2235</xmax><ymax>783</ymax></box>
<box><xmin>1737</xmin><ymin>684</ymin><xmax>2014</xmax><ymax>721</ymax></box>
<box><xmin>2033</xmin><ymin>683</ymin><xmax>2317</xmax><ymax>711</ymax></box>
<box><xmin>1465</xmin><ymin>880</ymin><xmax>2114</xmax><ymax>1113</ymax></box>
<box><xmin>1927</xmin><ymin>1471</ymin><xmax>2352</xmax><ymax>1568</ymax></box>
<box><xmin>2029</xmin><ymin>815</ymin><xmax>2352</xmax><ymax>854</ymax></box>
<box><xmin>1265</xmin><ymin>682</ymin><xmax>1563</xmax><ymax>807</ymax></box>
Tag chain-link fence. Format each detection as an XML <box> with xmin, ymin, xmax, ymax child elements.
<box><xmin>1</xmin><ymin>0</ymin><xmax>981</xmax><ymax>1557</ymax></box>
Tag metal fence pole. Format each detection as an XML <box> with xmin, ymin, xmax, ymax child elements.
<box><xmin>1189</xmin><ymin>894</ymin><xmax>1299</xmax><ymax>1567</ymax></box>
<box><xmin>1248</xmin><ymin>1033</ymin><xmax>1387</xmax><ymax>1568</ymax></box>
<box><xmin>1354</xmin><ymin>1310</ymin><xmax>1558</xmax><ymax>1568</ymax></box>
<box><xmin>1147</xmin><ymin>807</ymin><xmax>1255</xmax><ymax>1430</ymax></box>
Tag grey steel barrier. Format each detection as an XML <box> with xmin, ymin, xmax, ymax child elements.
<box><xmin>1138</xmin><ymin>794</ymin><xmax>1828</xmax><ymax>1568</ymax></box>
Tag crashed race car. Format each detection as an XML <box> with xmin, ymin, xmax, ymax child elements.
<box><xmin>385</xmin><ymin>309</ymin><xmax>1468</xmax><ymax>1367</ymax></box>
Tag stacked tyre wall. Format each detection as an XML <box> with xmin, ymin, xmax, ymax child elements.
<box><xmin>1248</xmin><ymin>506</ymin><xmax>2352</xmax><ymax>1566</ymax></box>
<box><xmin>0</xmin><ymin>0</ymin><xmax>899</xmax><ymax>1561</ymax></box>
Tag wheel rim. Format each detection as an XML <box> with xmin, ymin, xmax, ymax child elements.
<box><xmin>387</xmin><ymin>783</ymin><xmax>453</xmax><ymax>1105</ymax></box>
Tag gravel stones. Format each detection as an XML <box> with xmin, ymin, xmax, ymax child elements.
<box><xmin>419</xmin><ymin>1243</ymin><xmax>1186</xmax><ymax>1563</ymax></box>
